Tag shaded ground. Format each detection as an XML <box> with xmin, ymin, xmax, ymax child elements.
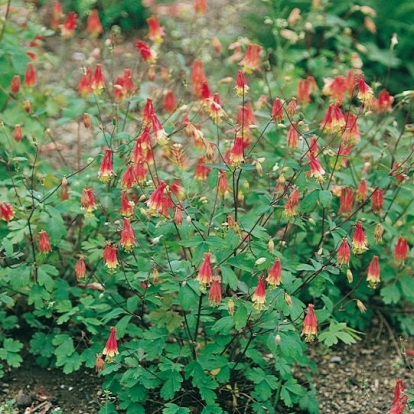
<box><xmin>1</xmin><ymin>320</ymin><xmax>413</xmax><ymax>413</ymax></box>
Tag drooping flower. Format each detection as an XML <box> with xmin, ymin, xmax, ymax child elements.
<box><xmin>209</xmin><ymin>277</ymin><xmax>222</xmax><ymax>307</ymax></box>
<box><xmin>389</xmin><ymin>379</ymin><xmax>407</xmax><ymax>414</ymax></box>
<box><xmin>297</xmin><ymin>76</ymin><xmax>317</xmax><ymax>106</ymax></box>
<box><xmin>120</xmin><ymin>218</ymin><xmax>136</xmax><ymax>252</ymax></box>
<box><xmin>86</xmin><ymin>10</ymin><xmax>103</xmax><ymax>37</ymax></box>
<box><xmin>266</xmin><ymin>258</ymin><xmax>282</xmax><ymax>288</ymax></box>
<box><xmin>218</xmin><ymin>170</ymin><xmax>230</xmax><ymax>196</ymax></box>
<box><xmin>121</xmin><ymin>164</ymin><xmax>136</xmax><ymax>189</ymax></box>
<box><xmin>252</xmin><ymin>276</ymin><xmax>266</xmax><ymax>311</ymax></box>
<box><xmin>174</xmin><ymin>204</ymin><xmax>183</xmax><ymax>225</ymax></box>
<box><xmin>120</xmin><ymin>192</ymin><xmax>135</xmax><ymax>217</ymax></box>
<box><xmin>10</xmin><ymin>75</ymin><xmax>20</xmax><ymax>94</ymax></box>
<box><xmin>91</xmin><ymin>64</ymin><xmax>105</xmax><ymax>94</ymax></box>
<box><xmin>356</xmin><ymin>178</ymin><xmax>368</xmax><ymax>201</ymax></box>
<box><xmin>322</xmin><ymin>76</ymin><xmax>346</xmax><ymax>103</ymax></box>
<box><xmin>102</xmin><ymin>326</ymin><xmax>119</xmax><ymax>361</ymax></box>
<box><xmin>38</xmin><ymin>230</ymin><xmax>52</xmax><ymax>255</ymax></box>
<box><xmin>373</xmin><ymin>89</ymin><xmax>393</xmax><ymax>113</ymax></box>
<box><xmin>239</xmin><ymin>43</ymin><xmax>262</xmax><ymax>73</ymax></box>
<box><xmin>50</xmin><ymin>0</ymin><xmax>63</xmax><ymax>30</ymax></box>
<box><xmin>371</xmin><ymin>189</ymin><xmax>384</xmax><ymax>213</ymax></box>
<box><xmin>0</xmin><ymin>202</ymin><xmax>15</xmax><ymax>222</ymax></box>
<box><xmin>78</xmin><ymin>69</ymin><xmax>92</xmax><ymax>97</ymax></box>
<box><xmin>206</xmin><ymin>93</ymin><xmax>225</xmax><ymax>124</ymax></box>
<box><xmin>307</xmin><ymin>155</ymin><xmax>325</xmax><ymax>182</ymax></box>
<box><xmin>103</xmin><ymin>242</ymin><xmax>118</xmax><ymax>273</ymax></box>
<box><xmin>352</xmin><ymin>221</ymin><xmax>368</xmax><ymax>254</ymax></box>
<box><xmin>357</xmin><ymin>75</ymin><xmax>373</xmax><ymax>106</ymax></box>
<box><xmin>194</xmin><ymin>0</ymin><xmax>207</xmax><ymax>15</ymax></box>
<box><xmin>394</xmin><ymin>237</ymin><xmax>408</xmax><ymax>264</ymax></box>
<box><xmin>163</xmin><ymin>90</ymin><xmax>176</xmax><ymax>113</ymax></box>
<box><xmin>81</xmin><ymin>186</ymin><xmax>96</xmax><ymax>216</ymax></box>
<box><xmin>142</xmin><ymin>98</ymin><xmax>155</xmax><ymax>126</ymax></box>
<box><xmin>194</xmin><ymin>156</ymin><xmax>211</xmax><ymax>180</ymax></box>
<box><xmin>235</xmin><ymin>70</ymin><xmax>249</xmax><ymax>97</ymax></box>
<box><xmin>75</xmin><ymin>256</ymin><xmax>86</xmax><ymax>280</ymax></box>
<box><xmin>320</xmin><ymin>103</ymin><xmax>345</xmax><ymax>133</ymax></box>
<box><xmin>339</xmin><ymin>187</ymin><xmax>353</xmax><ymax>216</ymax></box>
<box><xmin>146</xmin><ymin>16</ymin><xmax>165</xmax><ymax>44</ymax></box>
<box><xmin>337</xmin><ymin>238</ymin><xmax>351</xmax><ymax>266</ymax></box>
<box><xmin>284</xmin><ymin>187</ymin><xmax>300</xmax><ymax>219</ymax></box>
<box><xmin>146</xmin><ymin>180</ymin><xmax>175</xmax><ymax>216</ymax></box>
<box><xmin>287</xmin><ymin>122</ymin><xmax>299</xmax><ymax>149</ymax></box>
<box><xmin>135</xmin><ymin>40</ymin><xmax>157</xmax><ymax>63</ymax></box>
<box><xmin>61</xmin><ymin>12</ymin><xmax>77</xmax><ymax>38</ymax></box>
<box><xmin>98</xmin><ymin>148</ymin><xmax>114</xmax><ymax>182</ymax></box>
<box><xmin>152</xmin><ymin>114</ymin><xmax>169</xmax><ymax>145</ymax></box>
<box><xmin>191</xmin><ymin>60</ymin><xmax>207</xmax><ymax>99</ymax></box>
<box><xmin>342</xmin><ymin>112</ymin><xmax>361</xmax><ymax>144</ymax></box>
<box><xmin>60</xmin><ymin>177</ymin><xmax>69</xmax><ymax>201</ymax></box>
<box><xmin>228</xmin><ymin>136</ymin><xmax>244</xmax><ymax>167</ymax></box>
<box><xmin>286</xmin><ymin>98</ymin><xmax>297</xmax><ymax>118</ymax></box>
<box><xmin>302</xmin><ymin>303</ymin><xmax>318</xmax><ymax>342</ymax></box>
<box><xmin>374</xmin><ymin>223</ymin><xmax>384</xmax><ymax>244</ymax></box>
<box><xmin>197</xmin><ymin>252</ymin><xmax>213</xmax><ymax>289</ymax></box>
<box><xmin>13</xmin><ymin>125</ymin><xmax>22</xmax><ymax>143</ymax></box>
<box><xmin>24</xmin><ymin>62</ymin><xmax>36</xmax><ymax>89</ymax></box>
<box><xmin>367</xmin><ymin>255</ymin><xmax>380</xmax><ymax>288</ymax></box>
<box><xmin>272</xmin><ymin>98</ymin><xmax>284</xmax><ymax>123</ymax></box>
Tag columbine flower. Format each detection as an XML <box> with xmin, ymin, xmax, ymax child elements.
<box><xmin>367</xmin><ymin>256</ymin><xmax>380</xmax><ymax>288</ymax></box>
<box><xmin>91</xmin><ymin>64</ymin><xmax>105</xmax><ymax>94</ymax></box>
<box><xmin>320</xmin><ymin>103</ymin><xmax>345</xmax><ymax>133</ymax></box>
<box><xmin>86</xmin><ymin>10</ymin><xmax>103</xmax><ymax>37</ymax></box>
<box><xmin>307</xmin><ymin>155</ymin><xmax>325</xmax><ymax>182</ymax></box>
<box><xmin>142</xmin><ymin>98</ymin><xmax>155</xmax><ymax>126</ymax></box>
<box><xmin>352</xmin><ymin>221</ymin><xmax>368</xmax><ymax>254</ymax></box>
<box><xmin>218</xmin><ymin>170</ymin><xmax>230</xmax><ymax>196</ymax></box>
<box><xmin>50</xmin><ymin>0</ymin><xmax>63</xmax><ymax>30</ymax></box>
<box><xmin>206</xmin><ymin>93</ymin><xmax>225</xmax><ymax>124</ymax></box>
<box><xmin>60</xmin><ymin>177</ymin><xmax>69</xmax><ymax>201</ymax></box>
<box><xmin>302</xmin><ymin>303</ymin><xmax>318</xmax><ymax>342</ymax></box>
<box><xmin>191</xmin><ymin>60</ymin><xmax>207</xmax><ymax>99</ymax></box>
<box><xmin>120</xmin><ymin>192</ymin><xmax>134</xmax><ymax>217</ymax></box>
<box><xmin>266</xmin><ymin>258</ymin><xmax>282</xmax><ymax>288</ymax></box>
<box><xmin>146</xmin><ymin>16</ymin><xmax>165</xmax><ymax>44</ymax></box>
<box><xmin>394</xmin><ymin>237</ymin><xmax>408</xmax><ymax>264</ymax></box>
<box><xmin>357</xmin><ymin>75</ymin><xmax>373</xmax><ymax>106</ymax></box>
<box><xmin>0</xmin><ymin>202</ymin><xmax>14</xmax><ymax>222</ymax></box>
<box><xmin>98</xmin><ymin>148</ymin><xmax>114</xmax><ymax>182</ymax></box>
<box><xmin>209</xmin><ymin>277</ymin><xmax>222</xmax><ymax>307</ymax></box>
<box><xmin>286</xmin><ymin>98</ymin><xmax>297</xmax><ymax>118</ymax></box>
<box><xmin>297</xmin><ymin>76</ymin><xmax>317</xmax><ymax>106</ymax></box>
<box><xmin>356</xmin><ymin>178</ymin><xmax>368</xmax><ymax>201</ymax></box>
<box><xmin>339</xmin><ymin>187</ymin><xmax>353</xmax><ymax>216</ymax></box>
<box><xmin>163</xmin><ymin>90</ymin><xmax>176</xmax><ymax>113</ymax></box>
<box><xmin>152</xmin><ymin>114</ymin><xmax>169</xmax><ymax>145</ymax></box>
<box><xmin>78</xmin><ymin>69</ymin><xmax>92</xmax><ymax>97</ymax></box>
<box><xmin>120</xmin><ymin>218</ymin><xmax>136</xmax><ymax>252</ymax></box>
<box><xmin>374</xmin><ymin>89</ymin><xmax>393</xmax><ymax>112</ymax></box>
<box><xmin>337</xmin><ymin>238</ymin><xmax>351</xmax><ymax>266</ymax></box>
<box><xmin>252</xmin><ymin>276</ymin><xmax>266</xmax><ymax>311</ymax></box>
<box><xmin>389</xmin><ymin>379</ymin><xmax>407</xmax><ymax>414</ymax></box>
<box><xmin>81</xmin><ymin>186</ymin><xmax>96</xmax><ymax>217</ymax></box>
<box><xmin>102</xmin><ymin>326</ymin><xmax>119</xmax><ymax>361</ymax></box>
<box><xmin>371</xmin><ymin>189</ymin><xmax>384</xmax><ymax>213</ymax></box>
<box><xmin>121</xmin><ymin>164</ymin><xmax>136</xmax><ymax>189</ymax></box>
<box><xmin>239</xmin><ymin>43</ymin><xmax>262</xmax><ymax>73</ymax></box>
<box><xmin>228</xmin><ymin>136</ymin><xmax>244</xmax><ymax>167</ymax></box>
<box><xmin>135</xmin><ymin>40</ymin><xmax>157</xmax><ymax>64</ymax></box>
<box><xmin>61</xmin><ymin>12</ymin><xmax>77</xmax><ymax>38</ymax></box>
<box><xmin>235</xmin><ymin>70</ymin><xmax>249</xmax><ymax>97</ymax></box>
<box><xmin>194</xmin><ymin>0</ymin><xmax>207</xmax><ymax>15</ymax></box>
<box><xmin>374</xmin><ymin>223</ymin><xmax>384</xmax><ymax>244</ymax></box>
<box><xmin>39</xmin><ymin>230</ymin><xmax>52</xmax><ymax>255</ymax></box>
<box><xmin>24</xmin><ymin>62</ymin><xmax>36</xmax><ymax>89</ymax></box>
<box><xmin>287</xmin><ymin>122</ymin><xmax>299</xmax><ymax>149</ymax></box>
<box><xmin>194</xmin><ymin>156</ymin><xmax>211</xmax><ymax>180</ymax></box>
<box><xmin>10</xmin><ymin>75</ymin><xmax>20</xmax><ymax>94</ymax></box>
<box><xmin>197</xmin><ymin>252</ymin><xmax>213</xmax><ymax>289</ymax></box>
<box><xmin>146</xmin><ymin>180</ymin><xmax>173</xmax><ymax>216</ymax></box>
<box><xmin>75</xmin><ymin>256</ymin><xmax>86</xmax><ymax>280</ymax></box>
<box><xmin>272</xmin><ymin>98</ymin><xmax>284</xmax><ymax>122</ymax></box>
<box><xmin>342</xmin><ymin>112</ymin><xmax>360</xmax><ymax>144</ymax></box>
<box><xmin>103</xmin><ymin>242</ymin><xmax>118</xmax><ymax>273</ymax></box>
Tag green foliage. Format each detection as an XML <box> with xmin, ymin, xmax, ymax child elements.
<box><xmin>0</xmin><ymin>0</ymin><xmax>413</xmax><ymax>413</ymax></box>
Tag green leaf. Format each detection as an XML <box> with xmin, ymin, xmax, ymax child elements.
<box><xmin>162</xmin><ymin>403</ymin><xmax>190</xmax><ymax>414</ymax></box>
<box><xmin>319</xmin><ymin>190</ymin><xmax>332</xmax><ymax>208</ymax></box>
<box><xmin>380</xmin><ymin>284</ymin><xmax>401</xmax><ymax>304</ymax></box>
<box><xmin>160</xmin><ymin>371</ymin><xmax>183</xmax><ymax>400</ymax></box>
<box><xmin>212</xmin><ymin>316</ymin><xmax>234</xmax><ymax>333</ymax></box>
<box><xmin>234</xmin><ymin>304</ymin><xmax>248</xmax><ymax>330</ymax></box>
<box><xmin>221</xmin><ymin>266</ymin><xmax>238</xmax><ymax>290</ymax></box>
<box><xmin>178</xmin><ymin>283</ymin><xmax>199</xmax><ymax>310</ymax></box>
<box><xmin>300</xmin><ymin>191</ymin><xmax>319</xmax><ymax>213</ymax></box>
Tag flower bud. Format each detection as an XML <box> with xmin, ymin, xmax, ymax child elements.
<box><xmin>83</xmin><ymin>113</ymin><xmax>91</xmax><ymax>128</ymax></box>
<box><xmin>60</xmin><ymin>176</ymin><xmax>69</xmax><ymax>201</ymax></box>
<box><xmin>255</xmin><ymin>257</ymin><xmax>266</xmax><ymax>266</ymax></box>
<box><xmin>152</xmin><ymin>268</ymin><xmax>159</xmax><ymax>285</ymax></box>
<box><xmin>227</xmin><ymin>299</ymin><xmax>235</xmax><ymax>315</ymax></box>
<box><xmin>284</xmin><ymin>293</ymin><xmax>292</xmax><ymax>307</ymax></box>
<box><xmin>211</xmin><ymin>36</ymin><xmax>222</xmax><ymax>54</ymax></box>
<box><xmin>374</xmin><ymin>223</ymin><xmax>384</xmax><ymax>244</ymax></box>
<box><xmin>24</xmin><ymin>99</ymin><xmax>32</xmax><ymax>113</ymax></box>
<box><xmin>275</xmin><ymin>334</ymin><xmax>281</xmax><ymax>346</ymax></box>
<box><xmin>346</xmin><ymin>269</ymin><xmax>353</xmax><ymax>283</ymax></box>
<box><xmin>95</xmin><ymin>354</ymin><xmax>105</xmax><ymax>371</ymax></box>
<box><xmin>356</xmin><ymin>299</ymin><xmax>366</xmax><ymax>313</ymax></box>
<box><xmin>268</xmin><ymin>239</ymin><xmax>274</xmax><ymax>255</ymax></box>
<box><xmin>148</xmin><ymin>64</ymin><xmax>156</xmax><ymax>81</ymax></box>
<box><xmin>13</xmin><ymin>125</ymin><xmax>23</xmax><ymax>142</ymax></box>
